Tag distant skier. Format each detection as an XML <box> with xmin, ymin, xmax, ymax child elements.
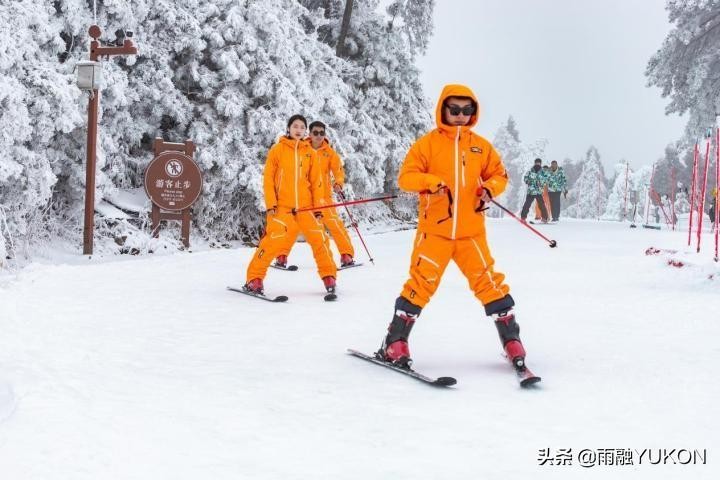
<box><xmin>546</xmin><ymin>160</ymin><xmax>568</xmax><ymax>222</ymax></box>
<box><xmin>274</xmin><ymin>121</ymin><xmax>356</xmax><ymax>269</ymax></box>
<box><xmin>520</xmin><ymin>158</ymin><xmax>549</xmax><ymax>222</ymax></box>
<box><xmin>375</xmin><ymin>84</ymin><xmax>532</xmax><ymax>372</ymax></box>
<box><xmin>244</xmin><ymin>114</ymin><xmax>337</xmax><ymax>295</ymax></box>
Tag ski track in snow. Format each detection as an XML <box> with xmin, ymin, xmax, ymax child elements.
<box><xmin>0</xmin><ymin>219</ymin><xmax>718</xmax><ymax>479</ymax></box>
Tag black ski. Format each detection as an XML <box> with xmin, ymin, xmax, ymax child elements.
<box><xmin>347</xmin><ymin>349</ymin><xmax>456</xmax><ymax>387</ymax></box>
<box><xmin>226</xmin><ymin>286</ymin><xmax>288</xmax><ymax>303</ymax></box>
<box><xmin>338</xmin><ymin>262</ymin><xmax>364</xmax><ymax>270</ymax></box>
<box><xmin>271</xmin><ymin>264</ymin><xmax>298</xmax><ymax>271</ymax></box>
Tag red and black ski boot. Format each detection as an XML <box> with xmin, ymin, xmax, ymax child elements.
<box><xmin>322</xmin><ymin>275</ymin><xmax>336</xmax><ymax>293</ymax></box>
<box><xmin>376</xmin><ymin>296</ymin><xmax>422</xmax><ymax>369</ymax></box>
<box><xmin>243</xmin><ymin>278</ymin><xmax>264</xmax><ymax>295</ymax></box>
<box><xmin>493</xmin><ymin>309</ymin><xmax>526</xmax><ymax>366</ymax></box>
<box><xmin>340</xmin><ymin>253</ymin><xmax>355</xmax><ymax>267</ymax></box>
<box><xmin>274</xmin><ymin>255</ymin><xmax>288</xmax><ymax>268</ymax></box>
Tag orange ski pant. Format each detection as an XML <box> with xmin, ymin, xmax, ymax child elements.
<box><xmin>277</xmin><ymin>207</ymin><xmax>355</xmax><ymax>258</ymax></box>
<box><xmin>246</xmin><ymin>208</ymin><xmax>337</xmax><ymax>281</ymax></box>
<box><xmin>534</xmin><ymin>189</ymin><xmax>551</xmax><ymax>220</ymax></box>
<box><xmin>400</xmin><ymin>231</ymin><xmax>510</xmax><ymax>309</ymax></box>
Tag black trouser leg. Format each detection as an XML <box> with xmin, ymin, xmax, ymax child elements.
<box><xmin>520</xmin><ymin>194</ymin><xmax>536</xmax><ymax>220</ymax></box>
<box><xmin>549</xmin><ymin>191</ymin><xmax>561</xmax><ymax>220</ymax></box>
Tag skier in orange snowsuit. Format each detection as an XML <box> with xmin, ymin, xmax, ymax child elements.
<box><xmin>244</xmin><ymin>114</ymin><xmax>337</xmax><ymax>295</ymax></box>
<box><xmin>375</xmin><ymin>84</ymin><xmax>531</xmax><ymax>370</ymax></box>
<box><xmin>273</xmin><ymin>121</ymin><xmax>356</xmax><ymax>268</ymax></box>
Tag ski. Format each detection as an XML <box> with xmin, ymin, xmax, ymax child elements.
<box><xmin>226</xmin><ymin>286</ymin><xmax>288</xmax><ymax>303</ymax></box>
<box><xmin>271</xmin><ymin>263</ymin><xmax>298</xmax><ymax>271</ymax></box>
<box><xmin>324</xmin><ymin>292</ymin><xmax>337</xmax><ymax>301</ymax></box>
<box><xmin>347</xmin><ymin>349</ymin><xmax>457</xmax><ymax>387</ymax></box>
<box><xmin>338</xmin><ymin>262</ymin><xmax>363</xmax><ymax>270</ymax></box>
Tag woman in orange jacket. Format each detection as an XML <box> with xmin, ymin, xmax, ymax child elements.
<box><xmin>244</xmin><ymin>114</ymin><xmax>337</xmax><ymax>295</ymax></box>
<box><xmin>274</xmin><ymin>120</ymin><xmax>356</xmax><ymax>268</ymax></box>
<box><xmin>376</xmin><ymin>85</ymin><xmax>531</xmax><ymax>372</ymax></box>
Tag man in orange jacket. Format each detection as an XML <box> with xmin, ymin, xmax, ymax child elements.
<box><xmin>274</xmin><ymin>121</ymin><xmax>356</xmax><ymax>268</ymax></box>
<box><xmin>376</xmin><ymin>84</ymin><xmax>530</xmax><ymax>371</ymax></box>
<box><xmin>244</xmin><ymin>114</ymin><xmax>337</xmax><ymax>295</ymax></box>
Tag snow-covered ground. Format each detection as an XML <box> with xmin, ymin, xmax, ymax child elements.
<box><xmin>1</xmin><ymin>219</ymin><xmax>718</xmax><ymax>479</ymax></box>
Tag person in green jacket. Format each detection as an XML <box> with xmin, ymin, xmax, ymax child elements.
<box><xmin>520</xmin><ymin>158</ymin><xmax>548</xmax><ymax>222</ymax></box>
<box><xmin>546</xmin><ymin>160</ymin><xmax>568</xmax><ymax>222</ymax></box>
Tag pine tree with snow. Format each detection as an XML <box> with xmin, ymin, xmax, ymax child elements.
<box><xmin>565</xmin><ymin>146</ymin><xmax>608</xmax><ymax>219</ymax></box>
<box><xmin>603</xmin><ymin>162</ymin><xmax>632</xmax><ymax>221</ymax></box>
<box><xmin>646</xmin><ymin>1</ymin><xmax>720</xmax><ymax>135</ymax></box>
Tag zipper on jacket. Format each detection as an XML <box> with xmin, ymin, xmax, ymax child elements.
<box><xmin>452</xmin><ymin>127</ymin><xmax>460</xmax><ymax>239</ymax></box>
<box><xmin>461</xmin><ymin>151</ymin><xmax>466</xmax><ymax>188</ymax></box>
<box><xmin>294</xmin><ymin>140</ymin><xmax>299</xmax><ymax>210</ymax></box>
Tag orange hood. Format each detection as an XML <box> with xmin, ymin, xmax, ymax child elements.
<box><xmin>435</xmin><ymin>84</ymin><xmax>480</xmax><ymax>135</ymax></box>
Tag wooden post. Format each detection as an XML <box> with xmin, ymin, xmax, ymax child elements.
<box><xmin>82</xmin><ymin>25</ymin><xmax>137</xmax><ymax>255</ymax></box>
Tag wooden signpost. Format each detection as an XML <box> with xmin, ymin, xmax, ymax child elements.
<box><xmin>144</xmin><ymin>138</ymin><xmax>202</xmax><ymax>248</ymax></box>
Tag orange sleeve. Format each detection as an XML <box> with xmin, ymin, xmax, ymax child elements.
<box><xmin>480</xmin><ymin>144</ymin><xmax>509</xmax><ymax>199</ymax></box>
<box><xmin>330</xmin><ymin>150</ymin><xmax>345</xmax><ymax>186</ymax></box>
<box><xmin>263</xmin><ymin>145</ymin><xmax>278</xmax><ymax>210</ymax></box>
<box><xmin>308</xmin><ymin>150</ymin><xmax>325</xmax><ymax>208</ymax></box>
<box><xmin>398</xmin><ymin>136</ymin><xmax>444</xmax><ymax>193</ymax></box>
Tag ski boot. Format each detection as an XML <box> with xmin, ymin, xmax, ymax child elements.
<box><xmin>322</xmin><ymin>276</ymin><xmax>336</xmax><ymax>293</ymax></box>
<box><xmin>376</xmin><ymin>296</ymin><xmax>422</xmax><ymax>369</ymax></box>
<box><xmin>274</xmin><ymin>255</ymin><xmax>288</xmax><ymax>268</ymax></box>
<box><xmin>243</xmin><ymin>278</ymin><xmax>264</xmax><ymax>295</ymax></box>
<box><xmin>340</xmin><ymin>253</ymin><xmax>355</xmax><ymax>267</ymax></box>
<box><xmin>492</xmin><ymin>308</ymin><xmax>527</xmax><ymax>369</ymax></box>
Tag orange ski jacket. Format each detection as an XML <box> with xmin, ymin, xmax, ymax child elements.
<box><xmin>398</xmin><ymin>84</ymin><xmax>508</xmax><ymax>239</ymax></box>
<box><xmin>313</xmin><ymin>139</ymin><xmax>345</xmax><ymax>202</ymax></box>
<box><xmin>263</xmin><ymin>136</ymin><xmax>323</xmax><ymax>211</ymax></box>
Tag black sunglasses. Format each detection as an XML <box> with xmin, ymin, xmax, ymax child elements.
<box><xmin>311</xmin><ymin>130</ymin><xmax>326</xmax><ymax>137</ymax></box>
<box><xmin>445</xmin><ymin>104</ymin><xmax>476</xmax><ymax>116</ymax></box>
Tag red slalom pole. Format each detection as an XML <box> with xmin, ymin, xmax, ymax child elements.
<box><xmin>688</xmin><ymin>141</ymin><xmax>699</xmax><ymax>246</ymax></box>
<box><xmin>337</xmin><ymin>191</ymin><xmax>375</xmax><ymax>265</ymax></box>
<box><xmin>715</xmin><ymin>127</ymin><xmax>719</xmax><ymax>261</ymax></box>
<box><xmin>490</xmin><ymin>199</ymin><xmax>557</xmax><ymax>248</ymax></box>
<box><xmin>671</xmin><ymin>167</ymin><xmax>676</xmax><ymax>231</ymax></box>
<box><xmin>295</xmin><ymin>194</ymin><xmax>397</xmax><ymax>213</ymax></box>
<box><xmin>697</xmin><ymin>133</ymin><xmax>711</xmax><ymax>253</ymax></box>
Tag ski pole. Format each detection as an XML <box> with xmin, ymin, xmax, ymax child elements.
<box><xmin>294</xmin><ymin>194</ymin><xmax>397</xmax><ymax>213</ymax></box>
<box><xmin>490</xmin><ymin>199</ymin><xmax>557</xmax><ymax>248</ymax></box>
<box><xmin>337</xmin><ymin>191</ymin><xmax>374</xmax><ymax>264</ymax></box>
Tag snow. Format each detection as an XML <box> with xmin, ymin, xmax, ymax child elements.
<box><xmin>1</xmin><ymin>219</ymin><xmax>719</xmax><ymax>479</ymax></box>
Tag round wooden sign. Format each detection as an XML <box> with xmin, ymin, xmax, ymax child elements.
<box><xmin>144</xmin><ymin>151</ymin><xmax>203</xmax><ymax>211</ymax></box>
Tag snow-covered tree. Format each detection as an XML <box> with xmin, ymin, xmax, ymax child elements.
<box><xmin>565</xmin><ymin>146</ymin><xmax>608</xmax><ymax>219</ymax></box>
<box><xmin>646</xmin><ymin>1</ymin><xmax>720</xmax><ymax>135</ymax></box>
<box><xmin>603</xmin><ymin>162</ymin><xmax>633</xmax><ymax>221</ymax></box>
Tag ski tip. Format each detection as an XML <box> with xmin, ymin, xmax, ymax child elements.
<box><xmin>520</xmin><ymin>376</ymin><xmax>542</xmax><ymax>388</ymax></box>
<box><xmin>434</xmin><ymin>376</ymin><xmax>457</xmax><ymax>387</ymax></box>
<box><xmin>273</xmin><ymin>295</ymin><xmax>289</xmax><ymax>302</ymax></box>
<box><xmin>324</xmin><ymin>293</ymin><xmax>338</xmax><ymax>302</ymax></box>
<box><xmin>287</xmin><ymin>265</ymin><xmax>299</xmax><ymax>271</ymax></box>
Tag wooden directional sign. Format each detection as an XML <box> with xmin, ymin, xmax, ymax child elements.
<box><xmin>144</xmin><ymin>151</ymin><xmax>202</xmax><ymax>211</ymax></box>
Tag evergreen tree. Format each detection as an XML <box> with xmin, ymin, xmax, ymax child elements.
<box><xmin>565</xmin><ymin>146</ymin><xmax>608</xmax><ymax>219</ymax></box>
<box><xmin>646</xmin><ymin>1</ymin><xmax>720</xmax><ymax>135</ymax></box>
